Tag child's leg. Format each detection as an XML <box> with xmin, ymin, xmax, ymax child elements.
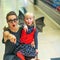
<box><xmin>25</xmin><ymin>57</ymin><xmax>31</xmax><ymax>60</ymax></box>
<box><xmin>16</xmin><ymin>51</ymin><xmax>25</xmax><ymax>60</ymax></box>
<box><xmin>25</xmin><ymin>56</ymin><xmax>35</xmax><ymax>60</ymax></box>
<box><xmin>31</xmin><ymin>58</ymin><xmax>35</xmax><ymax>60</ymax></box>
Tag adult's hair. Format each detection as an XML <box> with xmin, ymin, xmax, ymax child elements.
<box><xmin>6</xmin><ymin>11</ymin><xmax>18</xmax><ymax>21</ymax></box>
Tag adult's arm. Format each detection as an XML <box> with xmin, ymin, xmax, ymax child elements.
<box><xmin>2</xmin><ymin>31</ymin><xmax>16</xmax><ymax>44</ymax></box>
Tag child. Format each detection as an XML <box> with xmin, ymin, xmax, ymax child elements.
<box><xmin>15</xmin><ymin>12</ymin><xmax>38</xmax><ymax>60</ymax></box>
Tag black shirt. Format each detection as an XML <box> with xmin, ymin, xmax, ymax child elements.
<box><xmin>2</xmin><ymin>27</ymin><xmax>22</xmax><ymax>60</ymax></box>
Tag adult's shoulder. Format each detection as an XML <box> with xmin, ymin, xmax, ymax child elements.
<box><xmin>19</xmin><ymin>26</ymin><xmax>23</xmax><ymax>31</ymax></box>
<box><xmin>3</xmin><ymin>26</ymin><xmax>9</xmax><ymax>31</ymax></box>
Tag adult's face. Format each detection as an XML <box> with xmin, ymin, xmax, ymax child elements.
<box><xmin>7</xmin><ymin>15</ymin><xmax>18</xmax><ymax>29</ymax></box>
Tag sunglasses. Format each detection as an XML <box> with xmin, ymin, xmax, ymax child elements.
<box><xmin>7</xmin><ymin>18</ymin><xmax>18</xmax><ymax>23</ymax></box>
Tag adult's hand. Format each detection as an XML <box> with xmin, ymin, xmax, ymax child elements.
<box><xmin>8</xmin><ymin>34</ymin><xmax>16</xmax><ymax>44</ymax></box>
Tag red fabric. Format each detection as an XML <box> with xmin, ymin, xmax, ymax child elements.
<box><xmin>16</xmin><ymin>51</ymin><xmax>25</xmax><ymax>60</ymax></box>
<box><xmin>20</xmin><ymin>28</ymin><xmax>36</xmax><ymax>44</ymax></box>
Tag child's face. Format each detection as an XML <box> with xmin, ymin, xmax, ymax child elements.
<box><xmin>24</xmin><ymin>14</ymin><xmax>34</xmax><ymax>26</ymax></box>
<box><xmin>7</xmin><ymin>15</ymin><xmax>18</xmax><ymax>29</ymax></box>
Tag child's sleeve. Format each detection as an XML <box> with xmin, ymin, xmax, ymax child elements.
<box><xmin>34</xmin><ymin>29</ymin><xmax>38</xmax><ymax>49</ymax></box>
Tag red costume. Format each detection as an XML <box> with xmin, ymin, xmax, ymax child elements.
<box><xmin>20</xmin><ymin>28</ymin><xmax>36</xmax><ymax>44</ymax></box>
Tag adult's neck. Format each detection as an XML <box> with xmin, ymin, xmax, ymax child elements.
<box><xmin>9</xmin><ymin>26</ymin><xmax>19</xmax><ymax>32</ymax></box>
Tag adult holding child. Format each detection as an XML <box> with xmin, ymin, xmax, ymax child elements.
<box><xmin>2</xmin><ymin>11</ymin><xmax>38</xmax><ymax>60</ymax></box>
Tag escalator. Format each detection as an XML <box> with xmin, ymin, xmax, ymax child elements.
<box><xmin>37</xmin><ymin>0</ymin><xmax>60</xmax><ymax>26</ymax></box>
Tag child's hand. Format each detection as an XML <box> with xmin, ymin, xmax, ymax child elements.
<box><xmin>36</xmin><ymin>49</ymin><xmax>38</xmax><ymax>54</ymax></box>
<box><xmin>8</xmin><ymin>34</ymin><xmax>16</xmax><ymax>44</ymax></box>
<box><xmin>23</xmin><ymin>24</ymin><xmax>28</xmax><ymax>32</ymax></box>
